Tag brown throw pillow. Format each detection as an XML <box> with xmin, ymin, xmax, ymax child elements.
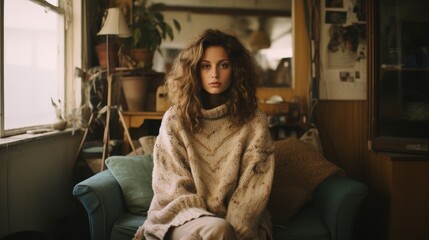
<box><xmin>268</xmin><ymin>137</ymin><xmax>344</xmax><ymax>225</ymax></box>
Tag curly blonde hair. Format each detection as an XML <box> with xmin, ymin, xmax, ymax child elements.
<box><xmin>166</xmin><ymin>29</ymin><xmax>259</xmax><ymax>132</ymax></box>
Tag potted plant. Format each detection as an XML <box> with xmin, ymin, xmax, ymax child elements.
<box><xmin>117</xmin><ymin>0</ymin><xmax>180</xmax><ymax>112</ymax></box>
<box><xmin>129</xmin><ymin>0</ymin><xmax>181</xmax><ymax>70</ymax></box>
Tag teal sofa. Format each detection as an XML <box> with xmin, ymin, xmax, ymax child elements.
<box><xmin>73</xmin><ymin>169</ymin><xmax>368</xmax><ymax>240</ymax></box>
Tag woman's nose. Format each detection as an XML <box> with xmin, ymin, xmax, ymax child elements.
<box><xmin>211</xmin><ymin>67</ymin><xmax>219</xmax><ymax>78</ymax></box>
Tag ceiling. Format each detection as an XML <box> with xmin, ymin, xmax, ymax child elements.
<box><xmin>154</xmin><ymin>0</ymin><xmax>292</xmax><ymax>17</ymax></box>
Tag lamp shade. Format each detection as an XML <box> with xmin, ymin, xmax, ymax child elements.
<box><xmin>98</xmin><ymin>8</ymin><xmax>131</xmax><ymax>37</ymax></box>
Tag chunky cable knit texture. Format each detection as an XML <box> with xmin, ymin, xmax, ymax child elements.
<box><xmin>141</xmin><ymin>104</ymin><xmax>275</xmax><ymax>240</ymax></box>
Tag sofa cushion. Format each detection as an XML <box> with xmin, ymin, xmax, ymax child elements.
<box><xmin>268</xmin><ymin>138</ymin><xmax>344</xmax><ymax>226</ymax></box>
<box><xmin>105</xmin><ymin>155</ymin><xmax>154</xmax><ymax>215</ymax></box>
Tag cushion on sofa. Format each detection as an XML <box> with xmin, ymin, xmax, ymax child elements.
<box><xmin>268</xmin><ymin>137</ymin><xmax>345</xmax><ymax>226</ymax></box>
<box><xmin>105</xmin><ymin>155</ymin><xmax>154</xmax><ymax>215</ymax></box>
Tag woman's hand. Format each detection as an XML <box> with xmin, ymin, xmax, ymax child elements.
<box><xmin>133</xmin><ymin>224</ymin><xmax>145</xmax><ymax>240</ymax></box>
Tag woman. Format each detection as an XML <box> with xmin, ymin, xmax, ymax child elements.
<box><xmin>135</xmin><ymin>29</ymin><xmax>275</xmax><ymax>240</ymax></box>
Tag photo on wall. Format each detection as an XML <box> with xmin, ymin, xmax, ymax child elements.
<box><xmin>326</xmin><ymin>0</ymin><xmax>344</xmax><ymax>8</ymax></box>
<box><xmin>325</xmin><ymin>11</ymin><xmax>347</xmax><ymax>24</ymax></box>
<box><xmin>353</xmin><ymin>0</ymin><xmax>366</xmax><ymax>21</ymax></box>
<box><xmin>325</xmin><ymin>0</ymin><xmax>344</xmax><ymax>8</ymax></box>
<box><xmin>326</xmin><ymin>23</ymin><xmax>364</xmax><ymax>68</ymax></box>
<box><xmin>319</xmin><ymin>0</ymin><xmax>368</xmax><ymax>100</ymax></box>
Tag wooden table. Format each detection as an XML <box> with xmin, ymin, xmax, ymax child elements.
<box><xmin>121</xmin><ymin>111</ymin><xmax>164</xmax><ymax>153</ymax></box>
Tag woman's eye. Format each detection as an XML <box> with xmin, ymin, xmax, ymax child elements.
<box><xmin>219</xmin><ymin>62</ymin><xmax>230</xmax><ymax>69</ymax></box>
<box><xmin>200</xmin><ymin>64</ymin><xmax>210</xmax><ymax>70</ymax></box>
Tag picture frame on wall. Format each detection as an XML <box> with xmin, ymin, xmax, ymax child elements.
<box><xmin>325</xmin><ymin>11</ymin><xmax>347</xmax><ymax>24</ymax></box>
<box><xmin>326</xmin><ymin>0</ymin><xmax>343</xmax><ymax>8</ymax></box>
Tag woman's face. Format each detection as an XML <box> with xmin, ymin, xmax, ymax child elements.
<box><xmin>199</xmin><ymin>46</ymin><xmax>232</xmax><ymax>95</ymax></box>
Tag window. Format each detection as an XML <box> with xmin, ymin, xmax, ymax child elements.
<box><xmin>1</xmin><ymin>0</ymin><xmax>65</xmax><ymax>137</ymax></box>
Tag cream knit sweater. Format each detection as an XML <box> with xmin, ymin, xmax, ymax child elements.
<box><xmin>142</xmin><ymin>104</ymin><xmax>275</xmax><ymax>240</ymax></box>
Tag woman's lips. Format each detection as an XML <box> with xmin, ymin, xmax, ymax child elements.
<box><xmin>209</xmin><ymin>82</ymin><xmax>221</xmax><ymax>87</ymax></box>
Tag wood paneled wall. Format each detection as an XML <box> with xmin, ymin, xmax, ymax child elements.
<box><xmin>312</xmin><ymin>100</ymin><xmax>369</xmax><ymax>181</ymax></box>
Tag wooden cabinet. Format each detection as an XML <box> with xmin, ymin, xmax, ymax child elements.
<box><xmin>366</xmin><ymin>2</ymin><xmax>429</xmax><ymax>239</ymax></box>
<box><xmin>367</xmin><ymin>152</ymin><xmax>429</xmax><ymax>240</ymax></box>
<box><xmin>367</xmin><ymin>0</ymin><xmax>429</xmax><ymax>155</ymax></box>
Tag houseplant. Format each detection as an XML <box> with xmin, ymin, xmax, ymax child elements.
<box><xmin>118</xmin><ymin>0</ymin><xmax>180</xmax><ymax>111</ymax></box>
<box><xmin>129</xmin><ymin>0</ymin><xmax>181</xmax><ymax>69</ymax></box>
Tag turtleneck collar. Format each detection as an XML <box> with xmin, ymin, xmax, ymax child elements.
<box><xmin>201</xmin><ymin>103</ymin><xmax>228</xmax><ymax>119</ymax></box>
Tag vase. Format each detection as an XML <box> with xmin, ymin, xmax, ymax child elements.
<box><xmin>52</xmin><ymin>118</ymin><xmax>67</xmax><ymax>131</ymax></box>
<box><xmin>131</xmin><ymin>48</ymin><xmax>154</xmax><ymax>70</ymax></box>
<box><xmin>95</xmin><ymin>42</ymin><xmax>119</xmax><ymax>69</ymax></box>
<box><xmin>120</xmin><ymin>75</ymin><xmax>149</xmax><ymax>111</ymax></box>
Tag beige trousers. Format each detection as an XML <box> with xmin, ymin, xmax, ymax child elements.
<box><xmin>166</xmin><ymin>216</ymin><xmax>237</xmax><ymax>240</ymax></box>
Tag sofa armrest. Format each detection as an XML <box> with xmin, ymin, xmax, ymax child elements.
<box><xmin>73</xmin><ymin>170</ymin><xmax>126</xmax><ymax>240</ymax></box>
<box><xmin>312</xmin><ymin>175</ymin><xmax>368</xmax><ymax>240</ymax></box>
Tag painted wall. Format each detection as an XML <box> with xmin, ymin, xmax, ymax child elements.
<box><xmin>0</xmin><ymin>1</ymin><xmax>83</xmax><ymax>237</ymax></box>
<box><xmin>0</xmin><ymin>133</ymin><xmax>82</xmax><ymax>238</ymax></box>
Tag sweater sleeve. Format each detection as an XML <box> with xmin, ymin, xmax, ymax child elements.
<box><xmin>225</xmin><ymin>112</ymin><xmax>275</xmax><ymax>239</ymax></box>
<box><xmin>143</xmin><ymin>109</ymin><xmax>214</xmax><ymax>239</ymax></box>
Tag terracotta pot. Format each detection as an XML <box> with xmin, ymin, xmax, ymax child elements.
<box><xmin>131</xmin><ymin>48</ymin><xmax>154</xmax><ymax>70</ymax></box>
<box><xmin>121</xmin><ymin>75</ymin><xmax>149</xmax><ymax>111</ymax></box>
<box><xmin>95</xmin><ymin>42</ymin><xmax>118</xmax><ymax>69</ymax></box>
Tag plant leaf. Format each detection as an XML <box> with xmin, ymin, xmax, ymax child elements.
<box><xmin>173</xmin><ymin>19</ymin><xmax>181</xmax><ymax>31</ymax></box>
<box><xmin>165</xmin><ymin>25</ymin><xmax>173</xmax><ymax>40</ymax></box>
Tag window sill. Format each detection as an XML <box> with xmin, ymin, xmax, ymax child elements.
<box><xmin>0</xmin><ymin>128</ymin><xmax>81</xmax><ymax>150</ymax></box>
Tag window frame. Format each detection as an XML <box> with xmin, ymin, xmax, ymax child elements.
<box><xmin>0</xmin><ymin>0</ymin><xmax>76</xmax><ymax>138</ymax></box>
